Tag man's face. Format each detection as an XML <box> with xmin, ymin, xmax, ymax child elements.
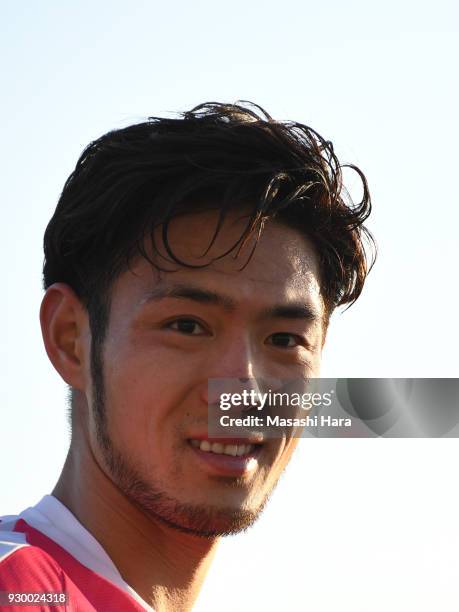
<box><xmin>84</xmin><ymin>210</ymin><xmax>325</xmax><ymax>536</ymax></box>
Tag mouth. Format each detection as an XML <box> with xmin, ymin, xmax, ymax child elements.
<box><xmin>187</xmin><ymin>437</ymin><xmax>264</xmax><ymax>477</ymax></box>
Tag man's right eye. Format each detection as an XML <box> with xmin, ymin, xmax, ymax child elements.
<box><xmin>167</xmin><ymin>319</ymin><xmax>207</xmax><ymax>335</ymax></box>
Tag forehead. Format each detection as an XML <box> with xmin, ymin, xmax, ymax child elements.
<box><xmin>112</xmin><ymin>209</ymin><xmax>323</xmax><ymax>313</ymax></box>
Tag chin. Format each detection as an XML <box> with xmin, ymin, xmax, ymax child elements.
<box><xmin>100</xmin><ymin>440</ymin><xmax>268</xmax><ymax>537</ymax></box>
<box><xmin>143</xmin><ymin>501</ymin><xmax>263</xmax><ymax>538</ymax></box>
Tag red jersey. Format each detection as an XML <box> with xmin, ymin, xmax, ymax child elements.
<box><xmin>0</xmin><ymin>496</ymin><xmax>152</xmax><ymax>611</ymax></box>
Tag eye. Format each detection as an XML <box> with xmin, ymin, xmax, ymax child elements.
<box><xmin>167</xmin><ymin>318</ymin><xmax>207</xmax><ymax>335</ymax></box>
<box><xmin>267</xmin><ymin>332</ymin><xmax>302</xmax><ymax>348</ymax></box>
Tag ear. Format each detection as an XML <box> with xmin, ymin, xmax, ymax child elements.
<box><xmin>40</xmin><ymin>283</ymin><xmax>90</xmax><ymax>390</ymax></box>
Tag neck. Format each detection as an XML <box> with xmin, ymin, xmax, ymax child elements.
<box><xmin>53</xmin><ymin>433</ymin><xmax>218</xmax><ymax>612</ymax></box>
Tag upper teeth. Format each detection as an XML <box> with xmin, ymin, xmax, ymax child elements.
<box><xmin>190</xmin><ymin>439</ymin><xmax>254</xmax><ymax>456</ymax></box>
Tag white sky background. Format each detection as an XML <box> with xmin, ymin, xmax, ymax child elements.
<box><xmin>1</xmin><ymin>1</ymin><xmax>459</xmax><ymax>610</ymax></box>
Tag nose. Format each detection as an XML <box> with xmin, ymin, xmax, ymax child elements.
<box><xmin>201</xmin><ymin>335</ymin><xmax>265</xmax><ymax>405</ymax></box>
<box><xmin>208</xmin><ymin>333</ymin><xmax>257</xmax><ymax>379</ymax></box>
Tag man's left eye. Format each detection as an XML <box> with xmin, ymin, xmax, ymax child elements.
<box><xmin>267</xmin><ymin>333</ymin><xmax>301</xmax><ymax>348</ymax></box>
<box><xmin>167</xmin><ymin>319</ymin><xmax>206</xmax><ymax>335</ymax></box>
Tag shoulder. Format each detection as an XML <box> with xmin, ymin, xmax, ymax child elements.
<box><xmin>0</xmin><ymin>511</ymin><xmax>149</xmax><ymax>611</ymax></box>
<box><xmin>0</xmin><ymin>518</ymin><xmax>66</xmax><ymax>592</ymax></box>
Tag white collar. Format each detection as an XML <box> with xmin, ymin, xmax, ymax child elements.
<box><xmin>20</xmin><ymin>495</ymin><xmax>153</xmax><ymax>611</ymax></box>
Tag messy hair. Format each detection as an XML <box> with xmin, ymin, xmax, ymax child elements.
<box><xmin>43</xmin><ymin>101</ymin><xmax>375</xmax><ymax>416</ymax></box>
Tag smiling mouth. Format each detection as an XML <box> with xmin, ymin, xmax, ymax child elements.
<box><xmin>189</xmin><ymin>439</ymin><xmax>259</xmax><ymax>457</ymax></box>
<box><xmin>186</xmin><ymin>437</ymin><xmax>264</xmax><ymax>477</ymax></box>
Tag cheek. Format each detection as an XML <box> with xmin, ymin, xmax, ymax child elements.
<box><xmin>270</xmin><ymin>438</ymin><xmax>299</xmax><ymax>481</ymax></box>
<box><xmin>99</xmin><ymin>343</ymin><xmax>202</xmax><ymax>461</ymax></box>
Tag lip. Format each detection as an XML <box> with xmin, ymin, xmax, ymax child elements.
<box><xmin>187</xmin><ymin>439</ymin><xmax>263</xmax><ymax>477</ymax></box>
<box><xmin>187</xmin><ymin>433</ymin><xmax>265</xmax><ymax>445</ymax></box>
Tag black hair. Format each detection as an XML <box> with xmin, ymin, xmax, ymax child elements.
<box><xmin>43</xmin><ymin>100</ymin><xmax>375</xmax><ymax>403</ymax></box>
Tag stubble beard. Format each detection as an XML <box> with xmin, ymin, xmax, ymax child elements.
<box><xmin>90</xmin><ymin>339</ymin><xmax>272</xmax><ymax>538</ymax></box>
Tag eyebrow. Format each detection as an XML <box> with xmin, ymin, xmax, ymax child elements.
<box><xmin>141</xmin><ymin>283</ymin><xmax>320</xmax><ymax>322</ymax></box>
<box><xmin>142</xmin><ymin>283</ymin><xmax>235</xmax><ymax>310</ymax></box>
<box><xmin>261</xmin><ymin>303</ymin><xmax>319</xmax><ymax>322</ymax></box>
